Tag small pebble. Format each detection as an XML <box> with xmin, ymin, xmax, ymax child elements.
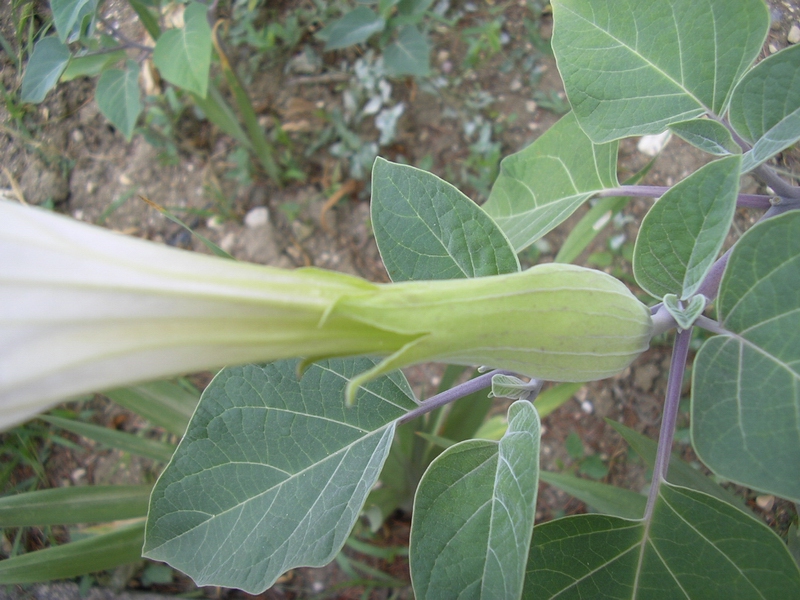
<box><xmin>244</xmin><ymin>206</ymin><xmax>269</xmax><ymax>228</ymax></box>
<box><xmin>580</xmin><ymin>400</ymin><xmax>594</xmax><ymax>414</ymax></box>
<box><xmin>755</xmin><ymin>494</ymin><xmax>775</xmax><ymax>511</ymax></box>
<box><xmin>788</xmin><ymin>24</ymin><xmax>800</xmax><ymax>44</ymax></box>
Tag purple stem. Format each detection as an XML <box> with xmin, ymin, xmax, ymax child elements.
<box><xmin>644</xmin><ymin>326</ymin><xmax>693</xmax><ymax>520</ymax></box>
<box><xmin>397</xmin><ymin>369</ymin><xmax>515</xmax><ymax>425</ymax></box>
<box><xmin>595</xmin><ymin>186</ymin><xmax>772</xmax><ymax>208</ymax></box>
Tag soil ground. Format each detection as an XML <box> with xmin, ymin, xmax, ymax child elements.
<box><xmin>1</xmin><ymin>1</ymin><xmax>799</xmax><ymax>598</ymax></box>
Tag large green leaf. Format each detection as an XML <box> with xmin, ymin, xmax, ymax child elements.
<box><xmin>0</xmin><ymin>485</ymin><xmax>151</xmax><ymax>526</ymax></box>
<box><xmin>411</xmin><ymin>400</ymin><xmax>540</xmax><ymax>599</ymax></box>
<box><xmin>483</xmin><ymin>112</ymin><xmax>619</xmax><ymax>252</ymax></box>
<box><xmin>50</xmin><ymin>0</ymin><xmax>97</xmax><ymax>43</ymax></box>
<box><xmin>730</xmin><ymin>44</ymin><xmax>800</xmax><ymax>172</ymax></box>
<box><xmin>20</xmin><ymin>36</ymin><xmax>70</xmax><ymax>103</ymax></box>
<box><xmin>551</xmin><ymin>0</ymin><xmax>769</xmax><ymax>143</ymax></box>
<box><xmin>95</xmin><ymin>60</ymin><xmax>142</xmax><ymax>141</ymax></box>
<box><xmin>152</xmin><ymin>2</ymin><xmax>211</xmax><ymax>97</ymax></box>
<box><xmin>0</xmin><ymin>521</ymin><xmax>145</xmax><ymax>583</ymax></box>
<box><xmin>371</xmin><ymin>158</ymin><xmax>519</xmax><ymax>281</ymax></box>
<box><xmin>384</xmin><ymin>25</ymin><xmax>430</xmax><ymax>77</ymax></box>
<box><xmin>633</xmin><ymin>155</ymin><xmax>741</xmax><ymax>300</ymax></box>
<box><xmin>143</xmin><ymin>358</ymin><xmax>416</xmax><ymax>594</ymax></box>
<box><xmin>524</xmin><ymin>484</ymin><xmax>800</xmax><ymax>598</ymax></box>
<box><xmin>692</xmin><ymin>211</ymin><xmax>800</xmax><ymax>501</ymax></box>
<box><xmin>322</xmin><ymin>7</ymin><xmax>385</xmax><ymax>51</ymax></box>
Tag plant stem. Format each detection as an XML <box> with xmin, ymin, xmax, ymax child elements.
<box><xmin>397</xmin><ymin>369</ymin><xmax>514</xmax><ymax>425</ymax></box>
<box><xmin>595</xmin><ymin>186</ymin><xmax>772</xmax><ymax>208</ymax></box>
<box><xmin>644</xmin><ymin>326</ymin><xmax>692</xmax><ymax>520</ymax></box>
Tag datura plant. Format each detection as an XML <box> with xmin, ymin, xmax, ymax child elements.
<box><xmin>2</xmin><ymin>0</ymin><xmax>800</xmax><ymax>597</ymax></box>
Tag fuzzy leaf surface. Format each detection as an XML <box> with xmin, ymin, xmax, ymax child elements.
<box><xmin>730</xmin><ymin>44</ymin><xmax>800</xmax><ymax>172</ymax></box>
<box><xmin>524</xmin><ymin>484</ymin><xmax>800</xmax><ymax>598</ymax></box>
<box><xmin>411</xmin><ymin>400</ymin><xmax>540</xmax><ymax>599</ymax></box>
<box><xmin>323</xmin><ymin>7</ymin><xmax>385</xmax><ymax>50</ymax></box>
<box><xmin>633</xmin><ymin>155</ymin><xmax>741</xmax><ymax>300</ymax></box>
<box><xmin>692</xmin><ymin>211</ymin><xmax>800</xmax><ymax>502</ymax></box>
<box><xmin>143</xmin><ymin>358</ymin><xmax>416</xmax><ymax>594</ymax></box>
<box><xmin>20</xmin><ymin>37</ymin><xmax>70</xmax><ymax>103</ymax></box>
<box><xmin>371</xmin><ymin>158</ymin><xmax>518</xmax><ymax>281</ymax></box>
<box><xmin>95</xmin><ymin>60</ymin><xmax>141</xmax><ymax>141</ymax></box>
<box><xmin>551</xmin><ymin>0</ymin><xmax>768</xmax><ymax>143</ymax></box>
<box><xmin>152</xmin><ymin>2</ymin><xmax>211</xmax><ymax>97</ymax></box>
<box><xmin>384</xmin><ymin>25</ymin><xmax>430</xmax><ymax>76</ymax></box>
<box><xmin>483</xmin><ymin>112</ymin><xmax>618</xmax><ymax>252</ymax></box>
<box><xmin>50</xmin><ymin>0</ymin><xmax>97</xmax><ymax>42</ymax></box>
<box><xmin>668</xmin><ymin>119</ymin><xmax>740</xmax><ymax>156</ymax></box>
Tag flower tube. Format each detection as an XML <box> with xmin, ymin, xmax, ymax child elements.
<box><xmin>0</xmin><ymin>200</ymin><xmax>653</xmax><ymax>430</ymax></box>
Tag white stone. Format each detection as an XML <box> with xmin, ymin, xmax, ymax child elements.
<box><xmin>244</xmin><ymin>206</ymin><xmax>269</xmax><ymax>228</ymax></box>
<box><xmin>788</xmin><ymin>24</ymin><xmax>800</xmax><ymax>44</ymax></box>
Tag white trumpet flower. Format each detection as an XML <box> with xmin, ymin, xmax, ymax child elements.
<box><xmin>0</xmin><ymin>200</ymin><xmax>653</xmax><ymax>431</ymax></box>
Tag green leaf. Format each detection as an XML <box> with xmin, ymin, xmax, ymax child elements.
<box><xmin>152</xmin><ymin>2</ymin><xmax>212</xmax><ymax>97</ymax></box>
<box><xmin>20</xmin><ymin>36</ymin><xmax>71</xmax><ymax>103</ymax></box>
<box><xmin>0</xmin><ymin>521</ymin><xmax>145</xmax><ymax>583</ymax></box>
<box><xmin>397</xmin><ymin>0</ymin><xmax>434</xmax><ymax>17</ymax></box>
<box><xmin>143</xmin><ymin>358</ymin><xmax>416</xmax><ymax>594</ymax></box>
<box><xmin>663</xmin><ymin>293</ymin><xmax>707</xmax><ymax>330</ymax></box>
<box><xmin>41</xmin><ymin>415</ymin><xmax>175</xmax><ymax>463</ymax></box>
<box><xmin>551</xmin><ymin>0</ymin><xmax>769</xmax><ymax>143</ymax></box>
<box><xmin>669</xmin><ymin>119</ymin><xmax>741</xmax><ymax>156</ymax></box>
<box><xmin>371</xmin><ymin>157</ymin><xmax>519</xmax><ymax>281</ymax></box>
<box><xmin>323</xmin><ymin>7</ymin><xmax>386</xmax><ymax>51</ymax></box>
<box><xmin>524</xmin><ymin>484</ymin><xmax>800</xmax><ymax>597</ymax></box>
<box><xmin>483</xmin><ymin>112</ymin><xmax>619</xmax><ymax>252</ymax></box>
<box><xmin>51</xmin><ymin>0</ymin><xmax>97</xmax><ymax>43</ymax></box>
<box><xmin>607</xmin><ymin>419</ymin><xmax>748</xmax><ymax>512</ymax></box>
<box><xmin>633</xmin><ymin>155</ymin><xmax>741</xmax><ymax>300</ymax></box>
<box><xmin>0</xmin><ymin>485</ymin><xmax>151</xmax><ymax>527</ymax></box>
<box><xmin>693</xmin><ymin>211</ymin><xmax>800</xmax><ymax>502</ymax></box>
<box><xmin>411</xmin><ymin>401</ymin><xmax>540</xmax><ymax>599</ymax></box>
<box><xmin>539</xmin><ymin>471</ymin><xmax>646</xmax><ymax>519</ymax></box>
<box><xmin>384</xmin><ymin>25</ymin><xmax>430</xmax><ymax>77</ymax></box>
<box><xmin>95</xmin><ymin>60</ymin><xmax>142</xmax><ymax>141</ymax></box>
<box><xmin>490</xmin><ymin>374</ymin><xmax>541</xmax><ymax>400</ymax></box>
<box><xmin>730</xmin><ymin>44</ymin><xmax>800</xmax><ymax>172</ymax></box>
<box><xmin>129</xmin><ymin>0</ymin><xmax>161</xmax><ymax>40</ymax></box>
<box><xmin>190</xmin><ymin>85</ymin><xmax>252</xmax><ymax>150</ymax></box>
<box><xmin>61</xmin><ymin>49</ymin><xmax>126</xmax><ymax>81</ymax></box>
<box><xmin>104</xmin><ymin>380</ymin><xmax>199</xmax><ymax>437</ymax></box>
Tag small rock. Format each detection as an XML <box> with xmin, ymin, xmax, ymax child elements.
<box><xmin>510</xmin><ymin>78</ymin><xmax>522</xmax><ymax>91</ymax></box>
<box><xmin>788</xmin><ymin>24</ymin><xmax>800</xmax><ymax>44</ymax></box>
<box><xmin>244</xmin><ymin>206</ymin><xmax>269</xmax><ymax>228</ymax></box>
<box><xmin>525</xmin><ymin>100</ymin><xmax>538</xmax><ymax>113</ymax></box>
<box><xmin>755</xmin><ymin>494</ymin><xmax>775</xmax><ymax>511</ymax></box>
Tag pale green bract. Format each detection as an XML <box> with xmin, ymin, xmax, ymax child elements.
<box><xmin>0</xmin><ymin>200</ymin><xmax>652</xmax><ymax>429</ymax></box>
